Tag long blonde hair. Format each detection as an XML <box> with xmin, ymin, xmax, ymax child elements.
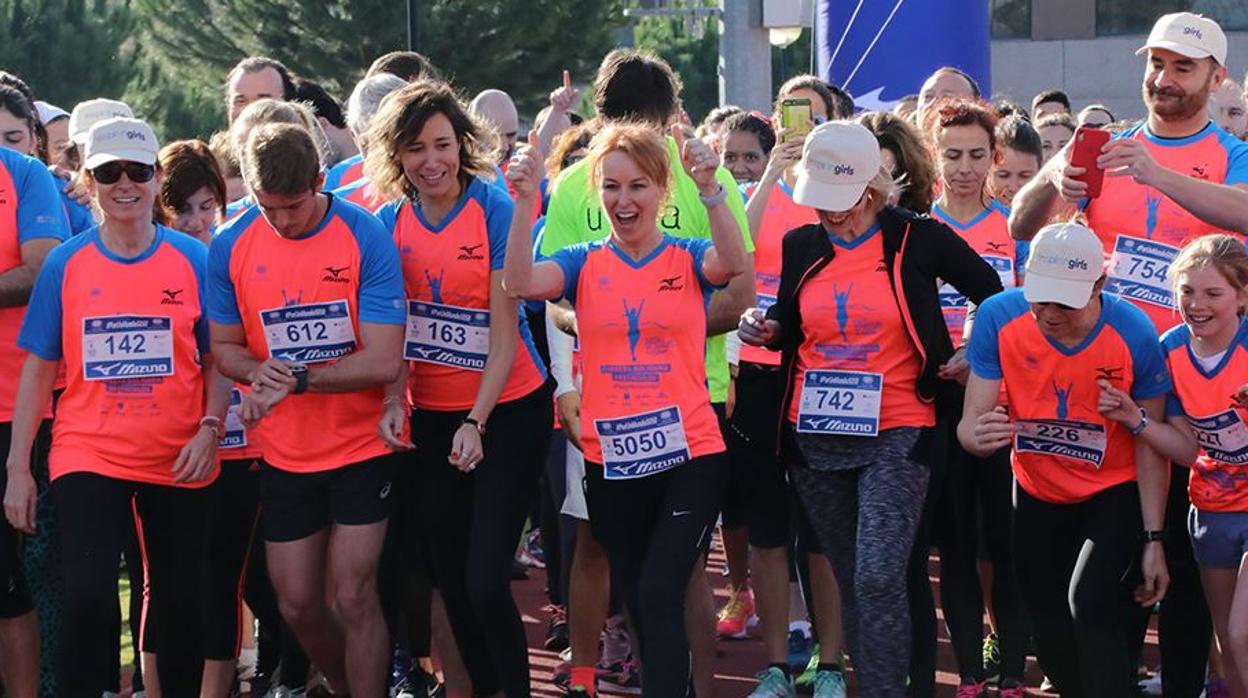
<box><xmin>1171</xmin><ymin>234</ymin><xmax>1248</xmax><ymax>312</ymax></box>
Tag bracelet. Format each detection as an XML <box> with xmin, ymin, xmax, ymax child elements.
<box><xmin>463</xmin><ymin>416</ymin><xmax>486</xmax><ymax>436</ymax></box>
<box><xmin>1142</xmin><ymin>530</ymin><xmax>1164</xmax><ymax>543</ymax></box>
<box><xmin>699</xmin><ymin>185</ymin><xmax>728</xmax><ymax>208</ymax></box>
<box><xmin>199</xmin><ymin>416</ymin><xmax>222</xmax><ymax>429</ymax></box>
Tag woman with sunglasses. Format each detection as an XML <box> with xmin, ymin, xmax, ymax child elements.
<box><xmin>960</xmin><ymin>222</ymin><xmax>1171</xmax><ymax>696</ymax></box>
<box><xmin>738</xmin><ymin>121</ymin><xmax>1002</xmax><ymax>697</ymax></box>
<box><xmin>4</xmin><ymin>117</ymin><xmax>224</xmax><ymax>696</ymax></box>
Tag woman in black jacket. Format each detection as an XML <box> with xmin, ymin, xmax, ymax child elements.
<box><xmin>739</xmin><ymin>121</ymin><xmax>1001</xmax><ymax>697</ymax></box>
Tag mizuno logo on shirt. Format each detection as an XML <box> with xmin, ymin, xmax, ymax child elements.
<box><xmin>1095</xmin><ymin>366</ymin><xmax>1123</xmax><ymax>382</ymax></box>
<box><xmin>457</xmin><ymin>244</ymin><xmax>485</xmax><ymax>260</ymax></box>
<box><xmin>658</xmin><ymin>276</ymin><xmax>684</xmax><ymax>291</ymax></box>
<box><xmin>985</xmin><ymin>241</ymin><xmax>1008</xmax><ymax>254</ymax></box>
<box><xmin>161</xmin><ymin>289</ymin><xmax>184</xmax><ymax>305</ymax></box>
<box><xmin>322</xmin><ymin>265</ymin><xmax>351</xmax><ymax>283</ymax></box>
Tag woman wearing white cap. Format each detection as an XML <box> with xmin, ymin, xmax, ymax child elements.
<box><xmin>3</xmin><ymin>116</ymin><xmax>226</xmax><ymax>695</ymax></box>
<box><xmin>959</xmin><ymin>221</ymin><xmax>1171</xmax><ymax>696</ymax></box>
<box><xmin>738</xmin><ymin>120</ymin><xmax>1002</xmax><ymax>697</ymax></box>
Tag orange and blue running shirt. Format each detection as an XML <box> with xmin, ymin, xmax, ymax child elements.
<box><xmin>1087</xmin><ymin>122</ymin><xmax>1248</xmax><ymax>332</ymax></box>
<box><xmin>968</xmin><ymin>289</ymin><xmax>1171</xmax><ymax>504</ymax></box>
<box><xmin>207</xmin><ymin>195</ymin><xmax>406</xmax><ymax>473</ymax></box>
<box><xmin>0</xmin><ymin>148</ymin><xmax>70</xmax><ymax>422</ymax></box>
<box><xmin>739</xmin><ymin>180</ymin><xmax>817</xmax><ymax>368</ymax></box>
<box><xmin>377</xmin><ymin>177</ymin><xmax>547</xmax><ymax>412</ymax></box>
<box><xmin>323</xmin><ymin>153</ymin><xmax>365</xmax><ymax>192</ymax></box>
<box><xmin>788</xmin><ymin>226</ymin><xmax>934</xmax><ymax>435</ymax></box>
<box><xmin>19</xmin><ymin>226</ymin><xmax>212</xmax><ymax>486</ymax></box>
<box><xmin>1162</xmin><ymin>320</ymin><xmax>1248</xmax><ymax>512</ymax></box>
<box><xmin>931</xmin><ymin>200</ymin><xmax>1028</xmax><ymax>346</ymax></box>
<box><xmin>549</xmin><ymin>235</ymin><xmax>725</xmax><ymax>478</ymax></box>
<box><xmin>332</xmin><ymin>176</ymin><xmax>386</xmax><ymax>213</ymax></box>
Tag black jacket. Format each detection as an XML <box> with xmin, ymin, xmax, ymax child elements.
<box><xmin>764</xmin><ymin>205</ymin><xmax>1004</xmax><ymax>461</ymax></box>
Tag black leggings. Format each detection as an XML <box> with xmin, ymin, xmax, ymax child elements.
<box><xmin>412</xmin><ymin>384</ymin><xmax>553</xmax><ymax>698</ymax></box>
<box><xmin>53</xmin><ymin>471</ymin><xmax>209</xmax><ymax>697</ymax></box>
<box><xmin>1014</xmin><ymin>480</ymin><xmax>1142</xmax><ymax>698</ymax></box>
<box><xmin>938</xmin><ymin>444</ymin><xmax>1027</xmax><ymax>684</ymax></box>
<box><xmin>202</xmin><ymin>459</ymin><xmax>262</xmax><ymax>660</ymax></box>
<box><xmin>1129</xmin><ymin>464</ymin><xmax>1211</xmax><ymax>698</ymax></box>
<box><xmin>586</xmin><ymin>453</ymin><xmax>727</xmax><ymax>697</ymax></box>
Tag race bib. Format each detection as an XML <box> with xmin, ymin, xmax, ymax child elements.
<box><xmin>220</xmin><ymin>388</ymin><xmax>247</xmax><ymax>450</ymax></box>
<box><xmin>940</xmin><ymin>255</ymin><xmax>1015</xmax><ymax>311</ymax></box>
<box><xmin>595</xmin><ymin>406</ymin><xmax>691</xmax><ymax>480</ymax></box>
<box><xmin>1189</xmin><ymin>409</ymin><xmax>1248</xmax><ymax>465</ymax></box>
<box><xmin>404</xmin><ymin>300</ymin><xmax>490</xmax><ymax>371</ymax></box>
<box><xmin>82</xmin><ymin>315</ymin><xmax>175</xmax><ymax>381</ymax></box>
<box><xmin>1106</xmin><ymin>236</ymin><xmax>1180</xmax><ymax>309</ymax></box>
<box><xmin>260</xmin><ymin>301</ymin><xmax>356</xmax><ymax>364</ymax></box>
<box><xmin>795</xmin><ymin>370</ymin><xmax>882</xmax><ymax>437</ymax></box>
<box><xmin>1014</xmin><ymin>419</ymin><xmax>1108</xmax><ymax>468</ymax></box>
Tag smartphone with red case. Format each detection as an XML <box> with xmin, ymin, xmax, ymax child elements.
<box><xmin>1069</xmin><ymin>126</ymin><xmax>1110</xmax><ymax>198</ymax></box>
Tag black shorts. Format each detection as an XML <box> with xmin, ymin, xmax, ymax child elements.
<box><xmin>260</xmin><ymin>453</ymin><xmax>399</xmax><ymax>543</ymax></box>
<box><xmin>0</xmin><ymin>422</ymin><xmax>37</xmax><ymax>618</ymax></box>
<box><xmin>724</xmin><ymin>362</ymin><xmax>803</xmax><ymax>550</ymax></box>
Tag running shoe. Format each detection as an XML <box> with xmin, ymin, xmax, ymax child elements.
<box><xmin>748</xmin><ymin>666</ymin><xmax>796</xmax><ymax>698</ymax></box>
<box><xmin>794</xmin><ymin>645</ymin><xmax>820</xmax><ymax>693</ymax></box>
<box><xmin>716</xmin><ymin>587</ymin><xmax>757</xmax><ymax>639</ymax></box>
<box><xmin>552</xmin><ymin>661</ymin><xmax>572</xmax><ymax>690</ymax></box>
<box><xmin>544</xmin><ymin>604</ymin><xmax>570</xmax><ymax>652</ymax></box>
<box><xmin>266</xmin><ymin>688</ymin><xmax>307</xmax><ymax>698</ymax></box>
<box><xmin>811</xmin><ymin>669</ymin><xmax>848</xmax><ymax>698</ymax></box>
<box><xmin>599</xmin><ymin>615</ymin><xmax>631</xmax><ymax>672</ymax></box>
<box><xmin>954</xmin><ymin>680</ymin><xmax>988</xmax><ymax>698</ymax></box>
<box><xmin>600</xmin><ymin>656</ymin><xmax>642</xmax><ymax>695</ymax></box>
<box><xmin>982</xmin><ymin>632</ymin><xmax>1001</xmax><ymax>682</ymax></box>
<box><xmin>395</xmin><ymin>667</ymin><xmax>445</xmax><ymax>698</ymax></box>
<box><xmin>787</xmin><ymin>629</ymin><xmax>815</xmax><ymax>671</ymax></box>
<box><xmin>997</xmin><ymin>683</ymin><xmax>1028</xmax><ymax>698</ymax></box>
<box><xmin>1038</xmin><ymin>676</ymin><xmax>1057</xmax><ymax>693</ymax></box>
<box><xmin>521</xmin><ymin>528</ymin><xmax>546</xmax><ymax>568</ymax></box>
<box><xmin>565</xmin><ymin>687</ymin><xmax>591</xmax><ymax>697</ymax></box>
<box><xmin>1138</xmin><ymin>668</ymin><xmax>1162</xmax><ymax>696</ymax></box>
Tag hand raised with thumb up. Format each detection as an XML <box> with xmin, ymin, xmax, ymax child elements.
<box><xmin>506</xmin><ymin>129</ymin><xmax>546</xmax><ymax>202</ymax></box>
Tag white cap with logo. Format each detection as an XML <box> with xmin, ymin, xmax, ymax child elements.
<box><xmin>1136</xmin><ymin>12</ymin><xmax>1227</xmax><ymax>66</ymax></box>
<box><xmin>68</xmin><ymin>98</ymin><xmax>134</xmax><ymax>146</ymax></box>
<box><xmin>83</xmin><ymin>117</ymin><xmax>159</xmax><ymax>170</ymax></box>
<box><xmin>1024</xmin><ymin>222</ymin><xmax>1105</xmax><ymax>309</ymax></box>
<box><xmin>792</xmin><ymin>121</ymin><xmax>881</xmax><ymax>212</ymax></box>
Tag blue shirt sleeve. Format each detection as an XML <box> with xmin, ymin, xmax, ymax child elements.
<box><xmin>17</xmin><ymin>243</ymin><xmax>71</xmax><ymax>360</ymax></box>
<box><xmin>164</xmin><ymin>229</ymin><xmax>212</xmax><ymax>353</ymax></box>
<box><xmin>966</xmin><ymin>291</ymin><xmax>1016</xmax><ymax>380</ymax></box>
<box><xmin>671</xmin><ymin>237</ymin><xmax>723</xmax><ymax>294</ymax></box>
<box><xmin>1220</xmin><ymin>130</ymin><xmax>1248</xmax><ymax>186</ymax></box>
<box><xmin>483</xmin><ymin>183</ymin><xmax>516</xmax><ymax>272</ymax></box>
<box><xmin>11</xmin><ymin>156</ymin><xmax>69</xmax><ymax>244</ymax></box>
<box><xmin>1108</xmin><ymin>298</ymin><xmax>1171</xmax><ymax>400</ymax></box>
<box><xmin>1014</xmin><ymin>240</ymin><xmax>1030</xmax><ymax>276</ymax></box>
<box><xmin>1165</xmin><ymin>392</ymin><xmax>1186</xmax><ymax>418</ymax></box>
<box><xmin>206</xmin><ymin>220</ymin><xmax>245</xmax><ymax>325</ymax></box>
<box><xmin>348</xmin><ymin>210</ymin><xmax>406</xmax><ymax>326</ymax></box>
<box><xmin>549</xmin><ymin>243</ymin><xmax>591</xmax><ymax>305</ymax></box>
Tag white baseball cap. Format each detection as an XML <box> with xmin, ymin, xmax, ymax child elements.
<box><xmin>68</xmin><ymin>98</ymin><xmax>134</xmax><ymax>146</ymax></box>
<box><xmin>792</xmin><ymin>121</ymin><xmax>881</xmax><ymax>212</ymax></box>
<box><xmin>1024</xmin><ymin>222</ymin><xmax>1105</xmax><ymax>309</ymax></box>
<box><xmin>34</xmin><ymin>101</ymin><xmax>68</xmax><ymax>126</ymax></box>
<box><xmin>83</xmin><ymin>117</ymin><xmax>159</xmax><ymax>170</ymax></box>
<box><xmin>1136</xmin><ymin>12</ymin><xmax>1227</xmax><ymax>66</ymax></box>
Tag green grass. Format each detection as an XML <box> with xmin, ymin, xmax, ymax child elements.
<box><xmin>119</xmin><ymin>569</ymin><xmax>135</xmax><ymax>668</ymax></box>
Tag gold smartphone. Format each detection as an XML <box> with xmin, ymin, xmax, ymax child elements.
<box><xmin>780</xmin><ymin>98</ymin><xmax>813</xmax><ymax>141</ymax></box>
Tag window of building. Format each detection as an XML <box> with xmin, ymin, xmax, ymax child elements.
<box><xmin>991</xmin><ymin>0</ymin><xmax>1032</xmax><ymax>38</ymax></box>
<box><xmin>1098</xmin><ymin>0</ymin><xmax>1248</xmax><ymax>35</ymax></box>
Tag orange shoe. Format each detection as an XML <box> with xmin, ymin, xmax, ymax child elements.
<box><xmin>716</xmin><ymin>587</ymin><xmax>758</xmax><ymax>639</ymax></box>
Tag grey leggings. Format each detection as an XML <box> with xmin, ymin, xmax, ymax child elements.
<box><xmin>790</xmin><ymin>427</ymin><xmax>929</xmax><ymax>698</ymax></box>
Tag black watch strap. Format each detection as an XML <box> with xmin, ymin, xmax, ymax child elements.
<box><xmin>292</xmin><ymin>365</ymin><xmax>309</xmax><ymax>395</ymax></box>
<box><xmin>1142</xmin><ymin>530</ymin><xmax>1165</xmax><ymax>543</ymax></box>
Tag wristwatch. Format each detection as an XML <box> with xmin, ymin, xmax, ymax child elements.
<box><xmin>291</xmin><ymin>364</ymin><xmax>310</xmax><ymax>395</ymax></box>
<box><xmin>1128</xmin><ymin>408</ymin><xmax>1148</xmax><ymax>436</ymax></box>
<box><xmin>463</xmin><ymin>416</ymin><xmax>486</xmax><ymax>435</ymax></box>
<box><xmin>1142</xmin><ymin>530</ymin><xmax>1165</xmax><ymax>543</ymax></box>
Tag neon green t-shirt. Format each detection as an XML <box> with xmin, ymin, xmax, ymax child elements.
<box><xmin>540</xmin><ymin>135</ymin><xmax>753</xmax><ymax>403</ymax></box>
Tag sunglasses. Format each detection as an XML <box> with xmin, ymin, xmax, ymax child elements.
<box><xmin>92</xmin><ymin>161</ymin><xmax>156</xmax><ymax>185</ymax></box>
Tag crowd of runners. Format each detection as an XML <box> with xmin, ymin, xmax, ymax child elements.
<box><xmin>0</xmin><ymin>8</ymin><xmax>1247</xmax><ymax>698</ymax></box>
